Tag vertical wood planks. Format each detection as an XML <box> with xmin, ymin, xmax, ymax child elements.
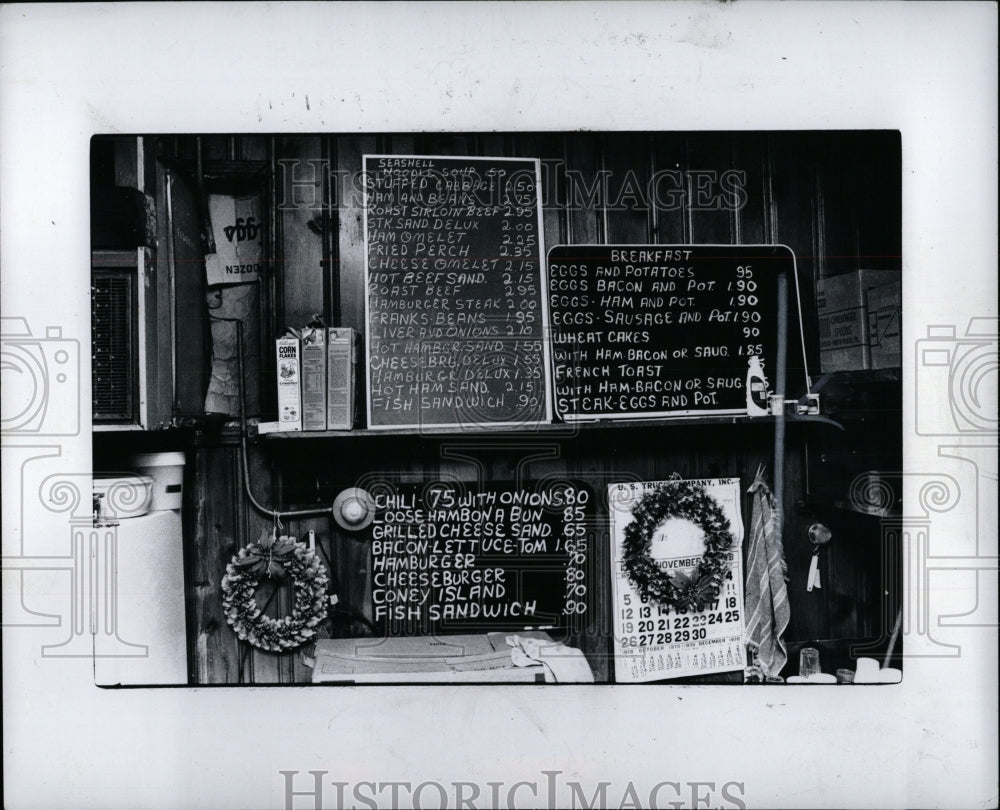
<box><xmin>733</xmin><ymin>133</ymin><xmax>771</xmax><ymax>246</ymax></box>
<box><xmin>562</xmin><ymin>133</ymin><xmax>602</xmax><ymax>246</ymax></box>
<box><xmin>190</xmin><ymin>443</ymin><xmax>243</xmax><ymax>683</ymax></box>
<box><xmin>651</xmin><ymin>132</ymin><xmax>690</xmax><ymax>243</ymax></box>
<box><xmin>277</xmin><ymin>135</ymin><xmax>325</xmax><ymax>330</ymax></box>
<box><xmin>333</xmin><ymin>135</ymin><xmax>376</xmax><ymax>427</ymax></box>
<box><xmin>601</xmin><ymin>132</ymin><xmax>653</xmax><ymax>244</ymax></box>
<box><xmin>769</xmin><ymin>132</ymin><xmax>821</xmax><ymax>390</ymax></box>
<box><xmin>685</xmin><ymin>132</ymin><xmax>737</xmax><ymax>244</ymax></box>
<box><xmin>510</xmin><ymin>133</ymin><xmax>565</xmax><ymax>265</ymax></box>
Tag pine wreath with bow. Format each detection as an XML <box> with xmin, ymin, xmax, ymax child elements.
<box><xmin>621</xmin><ymin>480</ymin><xmax>734</xmax><ymax>612</ymax></box>
<box><xmin>221</xmin><ymin>531</ymin><xmax>329</xmax><ymax>652</ymax></box>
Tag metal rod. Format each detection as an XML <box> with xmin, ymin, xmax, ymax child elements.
<box><xmin>164</xmin><ymin>170</ymin><xmax>179</xmax><ymax>416</ymax></box>
<box><xmin>884</xmin><ymin>608</ymin><xmax>903</xmax><ymax>668</ymax></box>
<box><xmin>774</xmin><ymin>271</ymin><xmax>789</xmax><ymax>526</ymax></box>
<box><xmin>269</xmin><ymin>137</ymin><xmax>284</xmax><ymax>340</ymax></box>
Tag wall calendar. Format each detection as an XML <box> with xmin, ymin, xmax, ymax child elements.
<box><xmin>609</xmin><ymin>478</ymin><xmax>746</xmax><ymax>683</ymax></box>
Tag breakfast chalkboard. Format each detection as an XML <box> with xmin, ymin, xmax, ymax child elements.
<box><xmin>363</xmin><ymin>155</ymin><xmax>550</xmax><ymax>429</ymax></box>
<box><xmin>546</xmin><ymin>244</ymin><xmax>799</xmax><ymax>420</ymax></box>
<box><xmin>368</xmin><ymin>481</ymin><xmax>592</xmax><ymax>634</ymax></box>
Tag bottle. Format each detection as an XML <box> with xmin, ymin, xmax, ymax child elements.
<box><xmin>746</xmin><ymin>355</ymin><xmax>770</xmax><ymax>416</ymax></box>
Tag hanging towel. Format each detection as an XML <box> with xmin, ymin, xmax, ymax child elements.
<box><xmin>744</xmin><ymin>470</ymin><xmax>791</xmax><ymax>678</ymax></box>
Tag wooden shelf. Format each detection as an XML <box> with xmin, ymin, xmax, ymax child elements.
<box><xmin>261</xmin><ymin>412</ymin><xmax>843</xmax><ymax>439</ymax></box>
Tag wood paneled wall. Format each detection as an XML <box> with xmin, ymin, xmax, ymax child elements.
<box><xmin>179</xmin><ymin>132</ymin><xmax>900</xmax><ymax>683</ymax></box>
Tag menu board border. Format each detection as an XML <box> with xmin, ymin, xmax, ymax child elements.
<box><xmin>368</xmin><ymin>478</ymin><xmax>595</xmax><ymax>634</ymax></box>
<box><xmin>362</xmin><ymin>153</ymin><xmax>552</xmax><ymax>430</ymax></box>
<box><xmin>546</xmin><ymin>242</ymin><xmax>804</xmax><ymax>422</ymax></box>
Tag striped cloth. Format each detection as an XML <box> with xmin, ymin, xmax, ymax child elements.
<box><xmin>744</xmin><ymin>472</ymin><xmax>790</xmax><ymax>678</ymax></box>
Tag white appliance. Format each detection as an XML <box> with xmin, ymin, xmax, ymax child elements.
<box><xmin>93</xmin><ymin>469</ymin><xmax>187</xmax><ymax>686</ymax></box>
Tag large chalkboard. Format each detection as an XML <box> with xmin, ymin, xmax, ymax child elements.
<box><xmin>364</xmin><ymin>155</ymin><xmax>550</xmax><ymax>429</ymax></box>
<box><xmin>546</xmin><ymin>244</ymin><xmax>798</xmax><ymax>420</ymax></box>
<box><xmin>368</xmin><ymin>481</ymin><xmax>592</xmax><ymax>634</ymax></box>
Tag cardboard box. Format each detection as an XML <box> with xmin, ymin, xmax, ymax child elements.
<box><xmin>204</xmin><ymin>193</ymin><xmax>263</xmax><ymax>285</ymax></box>
<box><xmin>817</xmin><ymin>269</ymin><xmax>900</xmax><ymax>372</ymax></box>
<box><xmin>300</xmin><ymin>326</ymin><xmax>327</xmax><ymax>431</ymax></box>
<box><xmin>275</xmin><ymin>336</ymin><xmax>301</xmax><ymax>431</ymax></box>
<box><xmin>326</xmin><ymin>328</ymin><xmax>356</xmax><ymax>429</ymax></box>
<box><xmin>867</xmin><ymin>280</ymin><xmax>902</xmax><ymax>369</ymax></box>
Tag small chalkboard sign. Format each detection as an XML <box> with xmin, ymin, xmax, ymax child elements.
<box><xmin>363</xmin><ymin>155</ymin><xmax>551</xmax><ymax>429</ymax></box>
<box><xmin>368</xmin><ymin>481</ymin><xmax>592</xmax><ymax>634</ymax></box>
<box><xmin>546</xmin><ymin>244</ymin><xmax>799</xmax><ymax>420</ymax></box>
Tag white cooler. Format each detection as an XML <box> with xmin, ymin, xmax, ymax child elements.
<box><xmin>93</xmin><ymin>464</ymin><xmax>188</xmax><ymax>686</ymax></box>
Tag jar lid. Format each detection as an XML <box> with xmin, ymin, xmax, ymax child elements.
<box><xmin>332</xmin><ymin>487</ymin><xmax>375</xmax><ymax>531</ymax></box>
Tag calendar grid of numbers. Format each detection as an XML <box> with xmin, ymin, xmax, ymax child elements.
<box><xmin>609</xmin><ymin>478</ymin><xmax>746</xmax><ymax>683</ymax></box>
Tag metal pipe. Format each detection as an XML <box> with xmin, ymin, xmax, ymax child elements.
<box><xmin>774</xmin><ymin>271</ymin><xmax>789</xmax><ymax>527</ymax></box>
<box><xmin>791</xmin><ymin>258</ymin><xmax>813</xmax><ymax>392</ymax></box>
<box><xmin>212</xmin><ymin>314</ymin><xmax>333</xmax><ymax>521</ymax></box>
<box><xmin>268</xmin><ymin>137</ymin><xmax>283</xmax><ymax>346</ymax></box>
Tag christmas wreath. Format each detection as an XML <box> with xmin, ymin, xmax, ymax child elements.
<box><xmin>221</xmin><ymin>532</ymin><xmax>329</xmax><ymax>652</ymax></box>
<box><xmin>621</xmin><ymin>479</ymin><xmax>734</xmax><ymax>612</ymax></box>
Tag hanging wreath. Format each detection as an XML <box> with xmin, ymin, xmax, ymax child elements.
<box><xmin>221</xmin><ymin>532</ymin><xmax>329</xmax><ymax>652</ymax></box>
<box><xmin>621</xmin><ymin>479</ymin><xmax>734</xmax><ymax>612</ymax></box>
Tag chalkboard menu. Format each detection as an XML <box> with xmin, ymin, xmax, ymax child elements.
<box><xmin>364</xmin><ymin>155</ymin><xmax>550</xmax><ymax>429</ymax></box>
<box><xmin>369</xmin><ymin>481</ymin><xmax>592</xmax><ymax>633</ymax></box>
<box><xmin>546</xmin><ymin>244</ymin><xmax>797</xmax><ymax>420</ymax></box>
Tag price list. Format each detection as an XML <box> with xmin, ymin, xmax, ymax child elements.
<box><xmin>547</xmin><ymin>244</ymin><xmax>796</xmax><ymax>420</ymax></box>
<box><xmin>608</xmin><ymin>478</ymin><xmax>746</xmax><ymax>683</ymax></box>
<box><xmin>363</xmin><ymin>155</ymin><xmax>550</xmax><ymax>429</ymax></box>
<box><xmin>369</xmin><ymin>482</ymin><xmax>592</xmax><ymax>634</ymax></box>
